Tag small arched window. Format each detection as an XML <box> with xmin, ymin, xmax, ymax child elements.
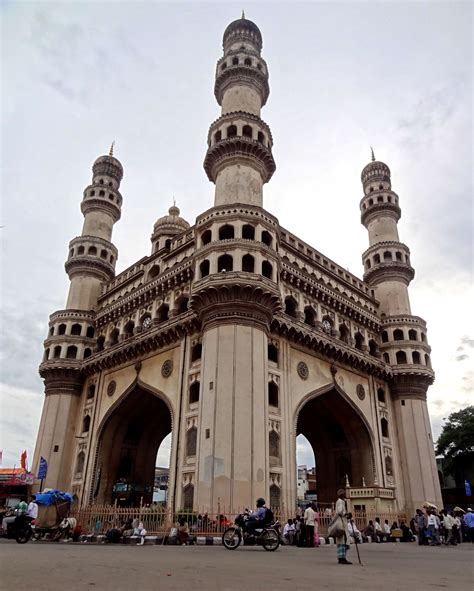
<box><xmin>354</xmin><ymin>332</ymin><xmax>364</xmax><ymax>350</ymax></box>
<box><xmin>124</xmin><ymin>320</ymin><xmax>135</xmax><ymax>337</ymax></box>
<box><xmin>186</xmin><ymin>427</ymin><xmax>197</xmax><ymax>457</ymax></box>
<box><xmin>71</xmin><ymin>323</ymin><xmax>82</xmax><ymax>336</ymax></box>
<box><xmin>87</xmin><ymin>384</ymin><xmax>95</xmax><ymax>399</ymax></box>
<box><xmin>201</xmin><ymin>230</ymin><xmax>212</xmax><ymax>245</ymax></box>
<box><xmin>53</xmin><ymin>345</ymin><xmax>61</xmax><ymax>358</ymax></box>
<box><xmin>268</xmin><ymin>343</ymin><xmax>278</xmax><ymax>363</ymax></box>
<box><xmin>232</xmin><ymin>56</ymin><xmax>239</xmax><ymax>65</ymax></box>
<box><xmin>381</xmin><ymin>418</ymin><xmax>389</xmax><ymax>438</ymax></box>
<box><xmin>83</xmin><ymin>348</ymin><xmax>92</xmax><ymax>359</ymax></box>
<box><xmin>165</xmin><ymin>239</ymin><xmax>171</xmax><ymax>250</ymax></box>
<box><xmin>304</xmin><ymin>306</ymin><xmax>316</xmax><ymax>327</ymax></box>
<box><xmin>227</xmin><ymin>124</ymin><xmax>237</xmax><ymax>138</ymax></box>
<box><xmin>284</xmin><ymin>296</ymin><xmax>298</xmax><ymax>318</ymax></box>
<box><xmin>183</xmin><ymin>484</ymin><xmax>194</xmax><ymax>511</ymax></box>
<box><xmin>200</xmin><ymin>259</ymin><xmax>210</xmax><ymax>278</ymax></box>
<box><xmin>189</xmin><ymin>381</ymin><xmax>200</xmax><ymax>404</ymax></box>
<box><xmin>268</xmin><ymin>382</ymin><xmax>279</xmax><ymax>407</ymax></box>
<box><xmin>377</xmin><ymin>388</ymin><xmax>386</xmax><ymax>403</ymax></box>
<box><xmin>377</xmin><ymin>196</ymin><xmax>383</xmax><ymax>203</ymax></box>
<box><xmin>175</xmin><ymin>297</ymin><xmax>189</xmax><ymax>315</ymax></box>
<box><xmin>88</xmin><ymin>246</ymin><xmax>97</xmax><ymax>256</ymax></box>
<box><xmin>381</xmin><ymin>330</ymin><xmax>389</xmax><ymax>343</ymax></box>
<box><xmin>242</xmin><ymin>125</ymin><xmax>252</xmax><ymax>138</ymax></box>
<box><xmin>101</xmin><ymin>249</ymin><xmax>108</xmax><ymax>259</ymax></box>
<box><xmin>369</xmin><ymin>339</ymin><xmax>378</xmax><ymax>356</ymax></box>
<box><xmin>425</xmin><ymin>354</ymin><xmax>431</xmax><ymax>367</ymax></box>
<box><xmin>421</xmin><ymin>332</ymin><xmax>426</xmax><ymax>342</ymax></box>
<box><xmin>242</xmin><ymin>224</ymin><xmax>255</xmax><ymax>240</ymax></box>
<box><xmin>214</xmin><ymin>130</ymin><xmax>222</xmax><ymax>143</ymax></box>
<box><xmin>43</xmin><ymin>348</ymin><xmax>50</xmax><ymax>362</ymax></box>
<box><xmin>257</xmin><ymin>131</ymin><xmax>265</xmax><ymax>144</ymax></box>
<box><xmin>396</xmin><ymin>251</ymin><xmax>403</xmax><ymax>261</ymax></box>
<box><xmin>261</xmin><ymin>231</ymin><xmax>272</xmax><ymax>247</ymax></box>
<box><xmin>75</xmin><ymin>452</ymin><xmax>85</xmax><ymax>478</ymax></box>
<box><xmin>58</xmin><ymin>324</ymin><xmax>66</xmax><ymax>335</ymax></box>
<box><xmin>393</xmin><ymin>329</ymin><xmax>404</xmax><ymax>341</ymax></box>
<box><xmin>383</xmin><ymin>352</ymin><xmax>390</xmax><ymax>363</ymax></box>
<box><xmin>412</xmin><ymin>351</ymin><xmax>421</xmax><ymax>364</ymax></box>
<box><xmin>49</xmin><ymin>326</ymin><xmax>54</xmax><ymax>336</ymax></box>
<box><xmin>396</xmin><ymin>350</ymin><xmax>407</xmax><ymax>364</ymax></box>
<box><xmin>96</xmin><ymin>336</ymin><xmax>105</xmax><ymax>352</ymax></box>
<box><xmin>66</xmin><ymin>345</ymin><xmax>78</xmax><ymax>359</ymax></box>
<box><xmin>385</xmin><ymin>455</ymin><xmax>393</xmax><ymax>476</ymax></box>
<box><xmin>269</xmin><ymin>484</ymin><xmax>281</xmax><ymax>509</ymax></box>
<box><xmin>99</xmin><ymin>190</ymin><xmax>105</xmax><ymax>197</ymax></box>
<box><xmin>373</xmin><ymin>254</ymin><xmax>380</xmax><ymax>264</ymax></box>
<box><xmin>339</xmin><ymin>324</ymin><xmax>350</xmax><ymax>343</ymax></box>
<box><xmin>262</xmin><ymin>260</ymin><xmax>273</xmax><ymax>279</ymax></box>
<box><xmin>82</xmin><ymin>415</ymin><xmax>91</xmax><ymax>433</ymax></box>
<box><xmin>408</xmin><ymin>329</ymin><xmax>418</xmax><ymax>341</ymax></box>
<box><xmin>86</xmin><ymin>326</ymin><xmax>95</xmax><ymax>338</ymax></box>
<box><xmin>157</xmin><ymin>304</ymin><xmax>169</xmax><ymax>322</ymax></box>
<box><xmin>242</xmin><ymin>254</ymin><xmax>255</xmax><ymax>273</ymax></box>
<box><xmin>217</xmin><ymin>254</ymin><xmax>233</xmax><ymax>272</ymax></box>
<box><xmin>219</xmin><ymin>224</ymin><xmax>235</xmax><ymax>240</ymax></box>
<box><xmin>244</xmin><ymin>57</ymin><xmax>252</xmax><ymax>66</ymax></box>
<box><xmin>384</xmin><ymin>251</ymin><xmax>392</xmax><ymax>261</ymax></box>
<box><xmin>269</xmin><ymin>430</ymin><xmax>280</xmax><ymax>464</ymax></box>
<box><xmin>109</xmin><ymin>328</ymin><xmax>119</xmax><ymax>346</ymax></box>
<box><xmin>191</xmin><ymin>343</ymin><xmax>202</xmax><ymax>362</ymax></box>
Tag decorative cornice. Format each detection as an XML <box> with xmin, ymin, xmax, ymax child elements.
<box><xmin>65</xmin><ymin>256</ymin><xmax>115</xmax><ymax>282</ymax></box>
<box><xmin>214</xmin><ymin>65</ymin><xmax>269</xmax><ymax>106</ymax></box>
<box><xmin>49</xmin><ymin>309</ymin><xmax>96</xmax><ymax>323</ymax></box>
<box><xmin>389</xmin><ymin>371</ymin><xmax>434</xmax><ymax>400</ymax></box>
<box><xmin>40</xmin><ymin>365</ymin><xmax>84</xmax><ymax>396</ymax></box>
<box><xmin>204</xmin><ymin>137</ymin><xmax>276</xmax><ymax>183</ymax></box>
<box><xmin>361</xmin><ymin>202</ymin><xmax>401</xmax><ymax>227</ymax></box>
<box><xmin>190</xmin><ymin>273</ymin><xmax>281</xmax><ymax>332</ymax></box>
<box><xmin>362</xmin><ymin>241</ymin><xmax>410</xmax><ymax>260</ymax></box>
<box><xmin>363</xmin><ymin>261</ymin><xmax>415</xmax><ymax>286</ymax></box>
<box><xmin>80</xmin><ymin>196</ymin><xmax>121</xmax><ymax>223</ymax></box>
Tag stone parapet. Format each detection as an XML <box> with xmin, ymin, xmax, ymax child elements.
<box><xmin>214</xmin><ymin>64</ymin><xmax>269</xmax><ymax>106</ymax></box>
<box><xmin>39</xmin><ymin>365</ymin><xmax>84</xmax><ymax>396</ymax></box>
<box><xmin>363</xmin><ymin>260</ymin><xmax>414</xmax><ymax>286</ymax></box>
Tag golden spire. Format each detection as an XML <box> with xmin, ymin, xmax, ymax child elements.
<box><xmin>370</xmin><ymin>146</ymin><xmax>375</xmax><ymax>162</ymax></box>
<box><xmin>109</xmin><ymin>141</ymin><xmax>115</xmax><ymax>157</ymax></box>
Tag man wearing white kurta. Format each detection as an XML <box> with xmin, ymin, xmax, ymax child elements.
<box><xmin>335</xmin><ymin>489</ymin><xmax>351</xmax><ymax>564</ymax></box>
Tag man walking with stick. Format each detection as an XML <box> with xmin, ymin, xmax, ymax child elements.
<box><xmin>333</xmin><ymin>489</ymin><xmax>352</xmax><ymax>565</ymax></box>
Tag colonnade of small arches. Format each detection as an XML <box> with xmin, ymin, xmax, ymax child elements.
<box><xmin>199</xmin><ymin>253</ymin><xmax>274</xmax><ymax>280</ymax></box>
<box><xmin>44</xmin><ymin>320</ymin><xmax>96</xmax><ymax>362</ymax></box>
<box><xmin>382</xmin><ymin>327</ymin><xmax>426</xmax><ymax>343</ymax></box>
<box><xmin>282</xmin><ymin>296</ymin><xmax>380</xmax><ymax>356</ymax></box>
<box><xmin>364</xmin><ymin>249</ymin><xmax>410</xmax><ymax>270</ymax></box>
<box><xmin>210</xmin><ymin>122</ymin><xmax>270</xmax><ymax>148</ymax></box>
<box><xmin>218</xmin><ymin>53</ymin><xmax>266</xmax><ymax>74</ymax></box>
<box><xmin>83</xmin><ymin>185</ymin><xmax>122</xmax><ymax>207</ymax></box>
<box><xmin>199</xmin><ymin>222</ymin><xmax>273</xmax><ymax>247</ymax></box>
<box><xmin>382</xmin><ymin>350</ymin><xmax>431</xmax><ymax>367</ymax></box>
<box><xmin>68</xmin><ymin>236</ymin><xmax>116</xmax><ymax>266</ymax></box>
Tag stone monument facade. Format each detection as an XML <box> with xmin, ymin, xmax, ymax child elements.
<box><xmin>32</xmin><ymin>16</ymin><xmax>442</xmax><ymax>515</ymax></box>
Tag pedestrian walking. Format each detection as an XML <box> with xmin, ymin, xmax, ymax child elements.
<box><xmin>330</xmin><ymin>488</ymin><xmax>351</xmax><ymax>565</ymax></box>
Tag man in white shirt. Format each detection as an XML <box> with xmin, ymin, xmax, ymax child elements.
<box><xmin>304</xmin><ymin>503</ymin><xmax>316</xmax><ymax>547</ymax></box>
<box><xmin>27</xmin><ymin>496</ymin><xmax>38</xmax><ymax>520</ymax></box>
<box><xmin>282</xmin><ymin>519</ymin><xmax>295</xmax><ymax>545</ymax></box>
<box><xmin>427</xmin><ymin>511</ymin><xmax>440</xmax><ymax>545</ymax></box>
<box><xmin>443</xmin><ymin>511</ymin><xmax>455</xmax><ymax>546</ymax></box>
<box><xmin>374</xmin><ymin>517</ymin><xmax>384</xmax><ymax>542</ymax></box>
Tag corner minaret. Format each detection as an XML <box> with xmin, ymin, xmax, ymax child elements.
<box><xmin>203</xmin><ymin>14</ymin><xmax>276</xmax><ymax>207</ymax></box>
<box><xmin>360</xmin><ymin>152</ymin><xmax>442</xmax><ymax>510</ymax></box>
<box><xmin>32</xmin><ymin>149</ymin><xmax>123</xmax><ymax>491</ymax></box>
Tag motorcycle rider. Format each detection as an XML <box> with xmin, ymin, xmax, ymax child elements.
<box><xmin>245</xmin><ymin>498</ymin><xmax>267</xmax><ymax>534</ymax></box>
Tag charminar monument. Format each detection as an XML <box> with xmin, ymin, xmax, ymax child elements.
<box><xmin>33</xmin><ymin>15</ymin><xmax>442</xmax><ymax>515</ymax></box>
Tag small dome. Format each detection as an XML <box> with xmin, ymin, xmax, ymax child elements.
<box><xmin>223</xmin><ymin>16</ymin><xmax>263</xmax><ymax>51</ymax></box>
<box><xmin>152</xmin><ymin>205</ymin><xmax>190</xmax><ymax>236</ymax></box>
<box><xmin>361</xmin><ymin>160</ymin><xmax>391</xmax><ymax>186</ymax></box>
<box><xmin>92</xmin><ymin>154</ymin><xmax>124</xmax><ymax>182</ymax></box>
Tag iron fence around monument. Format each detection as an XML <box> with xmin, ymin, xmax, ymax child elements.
<box><xmin>71</xmin><ymin>504</ymin><xmax>407</xmax><ymax>537</ymax></box>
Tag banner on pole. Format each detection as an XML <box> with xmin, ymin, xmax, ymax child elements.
<box><xmin>38</xmin><ymin>457</ymin><xmax>48</xmax><ymax>480</ymax></box>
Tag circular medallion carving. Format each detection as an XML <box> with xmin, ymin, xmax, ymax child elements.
<box><xmin>297</xmin><ymin>361</ymin><xmax>309</xmax><ymax>380</ymax></box>
<box><xmin>107</xmin><ymin>380</ymin><xmax>116</xmax><ymax>397</ymax></box>
<box><xmin>161</xmin><ymin>359</ymin><xmax>173</xmax><ymax>378</ymax></box>
<box><xmin>356</xmin><ymin>384</ymin><xmax>366</xmax><ymax>400</ymax></box>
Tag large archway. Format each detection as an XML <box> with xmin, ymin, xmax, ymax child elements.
<box><xmin>296</xmin><ymin>386</ymin><xmax>375</xmax><ymax>505</ymax></box>
<box><xmin>94</xmin><ymin>383</ymin><xmax>172</xmax><ymax>506</ymax></box>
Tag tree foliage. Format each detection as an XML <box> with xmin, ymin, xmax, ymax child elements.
<box><xmin>436</xmin><ymin>406</ymin><xmax>474</xmax><ymax>484</ymax></box>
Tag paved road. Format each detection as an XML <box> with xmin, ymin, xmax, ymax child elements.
<box><xmin>0</xmin><ymin>539</ymin><xmax>472</xmax><ymax>591</ymax></box>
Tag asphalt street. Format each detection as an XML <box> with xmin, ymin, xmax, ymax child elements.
<box><xmin>0</xmin><ymin>539</ymin><xmax>472</xmax><ymax>591</ymax></box>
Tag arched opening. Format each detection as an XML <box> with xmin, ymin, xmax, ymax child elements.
<box><xmin>232</xmin><ymin>56</ymin><xmax>239</xmax><ymax>65</ymax></box>
<box><xmin>384</xmin><ymin>251</ymin><xmax>392</xmax><ymax>261</ymax></box>
<box><xmin>191</xmin><ymin>343</ymin><xmax>202</xmax><ymax>362</ymax></box>
<box><xmin>381</xmin><ymin>330</ymin><xmax>389</xmax><ymax>343</ymax></box>
<box><xmin>88</xmin><ymin>246</ymin><xmax>97</xmax><ymax>256</ymax></box>
<box><xmin>396</xmin><ymin>350</ymin><xmax>407</xmax><ymax>364</ymax></box>
<box><xmin>75</xmin><ymin>452</ymin><xmax>85</xmax><ymax>478</ymax></box>
<box><xmin>377</xmin><ymin>388</ymin><xmax>386</xmax><ymax>403</ymax></box>
<box><xmin>385</xmin><ymin>455</ymin><xmax>393</xmax><ymax>476</ymax></box>
<box><xmin>186</xmin><ymin>427</ymin><xmax>197</xmax><ymax>457</ymax></box>
<box><xmin>262</xmin><ymin>260</ymin><xmax>273</xmax><ymax>279</ymax></box>
<box><xmin>148</xmin><ymin>265</ymin><xmax>160</xmax><ymax>280</ymax></box>
<box><xmin>244</xmin><ymin>57</ymin><xmax>252</xmax><ymax>66</ymax></box>
<box><xmin>412</xmin><ymin>351</ymin><xmax>421</xmax><ymax>364</ymax></box>
<box><xmin>189</xmin><ymin>381</ymin><xmax>200</xmax><ymax>404</ymax></box>
<box><xmin>284</xmin><ymin>296</ymin><xmax>298</xmax><ymax>318</ymax></box>
<box><xmin>242</xmin><ymin>224</ymin><xmax>255</xmax><ymax>240</ymax></box>
<box><xmin>214</xmin><ymin>130</ymin><xmax>222</xmax><ymax>143</ymax></box>
<box><xmin>83</xmin><ymin>348</ymin><xmax>92</xmax><ymax>359</ymax></box>
<box><xmin>304</xmin><ymin>306</ymin><xmax>317</xmax><ymax>327</ymax></box>
<box><xmin>425</xmin><ymin>354</ymin><xmax>431</xmax><ymax>367</ymax></box>
<box><xmin>373</xmin><ymin>254</ymin><xmax>381</xmax><ymax>264</ymax></box>
<box><xmin>156</xmin><ymin>304</ymin><xmax>169</xmax><ymax>323</ymax></box>
<box><xmin>227</xmin><ymin>125</ymin><xmax>237</xmax><ymax>138</ymax></box>
<box><xmin>96</xmin><ymin>336</ymin><xmax>105</xmax><ymax>352</ymax></box>
<box><xmin>71</xmin><ymin>323</ymin><xmax>82</xmax><ymax>336</ymax></box>
<box><xmin>339</xmin><ymin>323</ymin><xmax>350</xmax><ymax>343</ymax></box>
<box><xmin>268</xmin><ymin>343</ymin><xmax>278</xmax><ymax>364</ymax></box>
<box><xmin>269</xmin><ymin>430</ymin><xmax>280</xmax><ymax>466</ymax></box>
<box><xmin>109</xmin><ymin>328</ymin><xmax>119</xmax><ymax>346</ymax></box>
<box><xmin>66</xmin><ymin>345</ymin><xmax>78</xmax><ymax>359</ymax></box>
<box><xmin>269</xmin><ymin>484</ymin><xmax>281</xmax><ymax>510</ymax></box>
<box><xmin>43</xmin><ymin>348</ymin><xmax>49</xmax><ymax>361</ymax></box>
<box><xmin>86</xmin><ymin>326</ymin><xmax>95</xmax><ymax>338</ymax></box>
<box><xmin>87</xmin><ymin>385</ymin><xmax>96</xmax><ymax>399</ymax></box>
<box><xmin>242</xmin><ymin>254</ymin><xmax>255</xmax><ymax>273</ymax></box>
<box><xmin>296</xmin><ymin>387</ymin><xmax>375</xmax><ymax>503</ymax></box>
<box><xmin>82</xmin><ymin>415</ymin><xmax>91</xmax><ymax>433</ymax></box>
<box><xmin>382</xmin><ymin>352</ymin><xmax>390</xmax><ymax>363</ymax></box>
<box><xmin>183</xmin><ymin>484</ymin><xmax>194</xmax><ymax>511</ymax></box>
<box><xmin>242</xmin><ymin>125</ymin><xmax>253</xmax><ymax>139</ymax></box>
<box><xmin>368</xmin><ymin>339</ymin><xmax>378</xmax><ymax>356</ymax></box>
<box><xmin>261</xmin><ymin>231</ymin><xmax>272</xmax><ymax>247</ymax></box>
<box><xmin>268</xmin><ymin>381</ymin><xmax>279</xmax><ymax>407</ymax></box>
<box><xmin>354</xmin><ymin>332</ymin><xmax>364</xmax><ymax>350</ymax></box>
<box><xmin>53</xmin><ymin>345</ymin><xmax>61</xmax><ymax>358</ymax></box>
<box><xmin>175</xmin><ymin>296</ymin><xmax>189</xmax><ymax>315</ymax></box>
<box><xmin>201</xmin><ymin>229</ymin><xmax>212</xmax><ymax>245</ymax></box>
<box><xmin>78</xmin><ymin>246</ymin><xmax>85</xmax><ymax>255</ymax></box>
<box><xmin>257</xmin><ymin>131</ymin><xmax>265</xmax><ymax>144</ymax></box>
<box><xmin>381</xmin><ymin>418</ymin><xmax>389</xmax><ymax>438</ymax></box>
<box><xmin>95</xmin><ymin>384</ymin><xmax>172</xmax><ymax>506</ymax></box>
<box><xmin>124</xmin><ymin>320</ymin><xmax>135</xmax><ymax>338</ymax></box>
<box><xmin>199</xmin><ymin>259</ymin><xmax>210</xmax><ymax>278</ymax></box>
<box><xmin>408</xmin><ymin>329</ymin><xmax>418</xmax><ymax>341</ymax></box>
<box><xmin>164</xmin><ymin>239</ymin><xmax>171</xmax><ymax>250</ymax></box>
<box><xmin>58</xmin><ymin>324</ymin><xmax>66</xmax><ymax>335</ymax></box>
<box><xmin>219</xmin><ymin>224</ymin><xmax>234</xmax><ymax>240</ymax></box>
<box><xmin>393</xmin><ymin>329</ymin><xmax>404</xmax><ymax>341</ymax></box>
<box><xmin>217</xmin><ymin>254</ymin><xmax>233</xmax><ymax>272</ymax></box>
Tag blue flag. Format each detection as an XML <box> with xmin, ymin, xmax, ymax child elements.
<box><xmin>465</xmin><ymin>480</ymin><xmax>472</xmax><ymax>497</ymax></box>
<box><xmin>38</xmin><ymin>456</ymin><xmax>48</xmax><ymax>480</ymax></box>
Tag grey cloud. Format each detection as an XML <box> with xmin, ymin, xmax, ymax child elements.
<box><xmin>460</xmin><ymin>337</ymin><xmax>474</xmax><ymax>348</ymax></box>
<box><xmin>456</xmin><ymin>354</ymin><xmax>468</xmax><ymax>361</ymax></box>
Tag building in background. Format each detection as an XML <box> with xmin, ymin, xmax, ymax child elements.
<box><xmin>32</xmin><ymin>15</ymin><xmax>442</xmax><ymax>515</ymax></box>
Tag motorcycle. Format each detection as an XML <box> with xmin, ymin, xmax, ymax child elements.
<box><xmin>14</xmin><ymin>516</ymin><xmax>35</xmax><ymax>544</ymax></box>
<box><xmin>222</xmin><ymin>511</ymin><xmax>280</xmax><ymax>551</ymax></box>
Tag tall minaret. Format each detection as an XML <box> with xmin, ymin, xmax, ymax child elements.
<box><xmin>32</xmin><ymin>149</ymin><xmax>123</xmax><ymax>491</ymax></box>
<box><xmin>203</xmin><ymin>13</ymin><xmax>276</xmax><ymax>207</ymax></box>
<box><xmin>360</xmin><ymin>152</ymin><xmax>442</xmax><ymax>511</ymax></box>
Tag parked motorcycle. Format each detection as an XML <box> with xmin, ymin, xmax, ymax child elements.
<box><xmin>222</xmin><ymin>511</ymin><xmax>280</xmax><ymax>551</ymax></box>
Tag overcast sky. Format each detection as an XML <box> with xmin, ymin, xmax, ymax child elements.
<box><xmin>1</xmin><ymin>1</ymin><xmax>472</xmax><ymax>471</ymax></box>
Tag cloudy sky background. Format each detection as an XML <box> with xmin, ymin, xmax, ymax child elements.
<box><xmin>1</xmin><ymin>0</ymin><xmax>472</xmax><ymax>471</ymax></box>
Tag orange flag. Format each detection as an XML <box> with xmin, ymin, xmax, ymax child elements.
<box><xmin>20</xmin><ymin>450</ymin><xmax>27</xmax><ymax>470</ymax></box>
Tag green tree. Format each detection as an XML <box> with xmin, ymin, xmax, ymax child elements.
<box><xmin>436</xmin><ymin>406</ymin><xmax>474</xmax><ymax>487</ymax></box>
